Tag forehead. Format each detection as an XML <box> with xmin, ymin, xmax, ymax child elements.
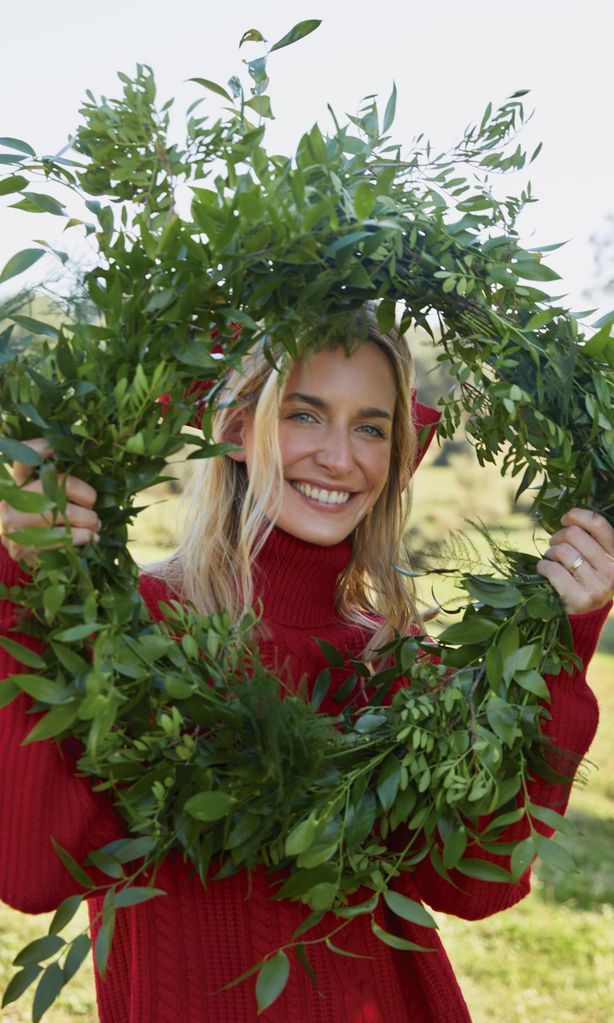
<box><xmin>282</xmin><ymin>342</ymin><xmax>397</xmax><ymax>409</ymax></box>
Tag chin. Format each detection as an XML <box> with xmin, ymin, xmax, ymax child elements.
<box><xmin>276</xmin><ymin>515</ymin><xmax>353</xmax><ymax>547</ymax></box>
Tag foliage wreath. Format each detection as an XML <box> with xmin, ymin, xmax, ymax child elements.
<box><xmin>0</xmin><ymin>18</ymin><xmax>613</xmax><ymax>1018</ymax></box>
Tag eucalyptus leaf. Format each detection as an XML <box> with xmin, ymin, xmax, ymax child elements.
<box><xmin>255</xmin><ymin>951</ymin><xmax>290</xmax><ymax>1013</ymax></box>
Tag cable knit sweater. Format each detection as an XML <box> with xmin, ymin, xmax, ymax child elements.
<box><xmin>0</xmin><ymin>529</ymin><xmax>608</xmax><ymax>1023</ymax></box>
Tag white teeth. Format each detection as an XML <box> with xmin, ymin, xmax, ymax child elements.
<box><xmin>292</xmin><ymin>481</ymin><xmax>351</xmax><ymax>505</ymax></box>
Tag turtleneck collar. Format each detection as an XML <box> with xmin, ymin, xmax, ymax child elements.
<box><xmin>253</xmin><ymin>527</ymin><xmax>352</xmax><ymax>628</ymax></box>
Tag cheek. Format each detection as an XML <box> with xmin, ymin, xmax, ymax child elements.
<box><xmin>277</xmin><ymin>424</ymin><xmax>309</xmax><ymax>470</ymax></box>
<box><xmin>370</xmin><ymin>448</ymin><xmax>392</xmax><ymax>496</ymax></box>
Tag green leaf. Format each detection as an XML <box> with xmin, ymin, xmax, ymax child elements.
<box><xmin>354</xmin><ymin>713</ymin><xmax>387</xmax><ymax>734</ymax></box>
<box><xmin>294</xmin><ymin>942</ymin><xmax>317</xmax><ymax>986</ymax></box>
<box><xmin>255</xmin><ymin>950</ymin><xmax>290</xmax><ymax>1013</ymax></box>
<box><xmin>101</xmin><ymin>836</ymin><xmax>158</xmax><ymax>863</ymax></box>
<box><xmin>0</xmin><ymin>174</ymin><xmax>28</xmax><ymax>196</ymax></box>
<box><xmin>525</xmin><ymin>308</ymin><xmax>557</xmax><ymax>331</ymax></box>
<box><xmin>11</xmin><ymin>191</ymin><xmax>66</xmax><ymax>216</ymax></box>
<box><xmin>239</xmin><ymin>28</ymin><xmax>265</xmax><ymax>47</ymax></box>
<box><xmin>63</xmin><ymin>934</ymin><xmax>91</xmax><ymax>983</ymax></box>
<box><xmin>95</xmin><ymin>913</ymin><xmax>115</xmax><ymax>976</ymax></box>
<box><xmin>376</xmin><ymin>755</ymin><xmax>401</xmax><ymax>811</ymax></box>
<box><xmin>0</xmin><ymin>679</ymin><xmax>19</xmax><ymax>709</ymax></box>
<box><xmin>376</xmin><ymin>298</ymin><xmax>396</xmax><ymax>334</ymax></box>
<box><xmin>114</xmin><ymin>886</ymin><xmax>165</xmax><ymax>908</ymax></box>
<box><xmin>534</xmin><ymin>834</ymin><xmax>576</xmax><ymax>872</ymax></box>
<box><xmin>0</xmin><ymin>245</ymin><xmax>44</xmax><ymax>282</ymax></box>
<box><xmin>382</xmin><ymin>890</ymin><xmax>438</xmax><ymax>929</ymax></box>
<box><xmin>32</xmin><ymin>963</ymin><xmax>66</xmax><ymax>1023</ymax></box>
<box><xmin>24</xmin><ymin>702</ymin><xmax>79</xmax><ymax>743</ymax></box>
<box><xmin>53</xmin><ymin>623</ymin><xmax>104</xmax><ymax>642</ymax></box>
<box><xmin>455</xmin><ymin>858</ymin><xmax>514</xmax><ymax>883</ymax></box>
<box><xmin>0</xmin><ymin>636</ymin><xmax>46</xmax><ymax>668</ymax></box>
<box><xmin>335</xmin><ymin>893</ymin><xmax>379</xmax><ymax>919</ymax></box>
<box><xmin>511</xmin><ymin>837</ymin><xmax>535</xmax><ymax>878</ymax></box>
<box><xmin>285</xmin><ymin>818</ymin><xmax>320</xmax><ymax>857</ymax></box>
<box><xmin>0</xmin><ymin>481</ymin><xmax>55</xmax><ymax>515</ymax></box>
<box><xmin>512</xmin><ymin>260</ymin><xmax>560</xmax><ymax>282</ymax></box>
<box><xmin>307</xmin><ymin>882</ymin><xmax>338</xmax><ymax>910</ymax></box>
<box><xmin>528</xmin><ymin>803</ymin><xmax>574</xmax><ymax>834</ymax></box>
<box><xmin>0</xmin><ymin>136</ymin><xmax>36</xmax><ymax>157</ymax></box>
<box><xmin>438</xmin><ymin>618</ymin><xmax>499</xmax><ymax>644</ymax></box>
<box><xmin>1</xmin><ymin>963</ymin><xmax>43</xmax><ymax>1007</ymax></box>
<box><xmin>13</xmin><ymin>934</ymin><xmax>65</xmax><ymax>967</ymax></box>
<box><xmin>11</xmin><ymin>314</ymin><xmax>60</xmax><ymax>338</ymax></box>
<box><xmin>50</xmin><ymin>837</ymin><xmax>94</xmax><ymax>889</ymax></box>
<box><xmin>269</xmin><ymin>19</ymin><xmax>321</xmax><ymax>53</ymax></box>
<box><xmin>354</xmin><ymin>182</ymin><xmax>375</xmax><ymax>220</ymax></box>
<box><xmin>324</xmin><ymin>936</ymin><xmax>372</xmax><ymax>958</ymax></box>
<box><xmin>13</xmin><ymin>674</ymin><xmax>64</xmax><ymax>703</ymax></box>
<box><xmin>184</xmin><ymin>790</ymin><xmax>235</xmax><ymax>821</ymax></box>
<box><xmin>314</xmin><ymin>639</ymin><xmax>345</xmax><ymax>668</ymax></box>
<box><xmin>0</xmin><ymin>437</ymin><xmax>43</xmax><ymax>464</ymax></box>
<box><xmin>245</xmin><ymin>96</ymin><xmax>273</xmax><ymax>119</ymax></box>
<box><xmin>383</xmin><ymin>82</ymin><xmax>397</xmax><ymax>133</ymax></box>
<box><xmin>310</xmin><ymin>669</ymin><xmax>330</xmax><ymax>711</ymax></box>
<box><xmin>442</xmin><ymin>827</ymin><xmax>468</xmax><ymax>870</ymax></box>
<box><xmin>371</xmin><ymin>920</ymin><xmax>434</xmax><ymax>952</ymax></box>
<box><xmin>48</xmin><ymin>895</ymin><xmax>83</xmax><ymax>935</ymax></box>
<box><xmin>514</xmin><ymin>669</ymin><xmax>549</xmax><ymax>698</ymax></box>
<box><xmin>188</xmin><ymin>78</ymin><xmax>232</xmax><ymax>102</ymax></box>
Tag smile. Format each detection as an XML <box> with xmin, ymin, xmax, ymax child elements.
<box><xmin>291</xmin><ymin>481</ymin><xmax>352</xmax><ymax>505</ymax></box>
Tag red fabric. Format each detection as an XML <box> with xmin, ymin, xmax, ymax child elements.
<box><xmin>0</xmin><ymin>532</ymin><xmax>607</xmax><ymax>1022</ymax></box>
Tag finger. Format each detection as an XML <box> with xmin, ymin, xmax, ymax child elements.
<box><xmin>71</xmin><ymin>527</ymin><xmax>100</xmax><ymax>547</ymax></box>
<box><xmin>11</xmin><ymin>473</ymin><xmax>98</xmax><ymax>511</ymax></box>
<box><xmin>543</xmin><ymin>539</ymin><xmax>598</xmax><ymax>576</ymax></box>
<box><xmin>536</xmin><ymin>557</ymin><xmax>598</xmax><ymax>615</ymax></box>
<box><xmin>560</xmin><ymin>509</ymin><xmax>614</xmax><ymax>555</ymax></box>
<box><xmin>548</xmin><ymin>524</ymin><xmax>614</xmax><ymax>582</ymax></box>
<box><xmin>12</xmin><ymin>439</ymin><xmax>55</xmax><ymax>487</ymax></box>
<box><xmin>1</xmin><ymin>501</ymin><xmax>101</xmax><ymax>534</ymax></box>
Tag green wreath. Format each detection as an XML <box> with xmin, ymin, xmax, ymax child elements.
<box><xmin>0</xmin><ymin>18</ymin><xmax>613</xmax><ymax>1019</ymax></box>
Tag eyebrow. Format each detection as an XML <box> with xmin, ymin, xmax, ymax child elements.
<box><xmin>283</xmin><ymin>391</ymin><xmax>393</xmax><ymax>421</ymax></box>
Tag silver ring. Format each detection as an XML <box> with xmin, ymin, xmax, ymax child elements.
<box><xmin>569</xmin><ymin>554</ymin><xmax>585</xmax><ymax>575</ymax></box>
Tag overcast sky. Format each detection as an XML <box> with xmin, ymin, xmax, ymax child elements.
<box><xmin>1</xmin><ymin>0</ymin><xmax>613</xmax><ymax>314</ymax></box>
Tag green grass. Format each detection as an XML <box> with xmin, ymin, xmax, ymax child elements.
<box><xmin>2</xmin><ymin>454</ymin><xmax>612</xmax><ymax>1022</ymax></box>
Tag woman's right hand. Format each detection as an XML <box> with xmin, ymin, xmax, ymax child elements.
<box><xmin>0</xmin><ymin>438</ymin><xmax>100</xmax><ymax>568</ymax></box>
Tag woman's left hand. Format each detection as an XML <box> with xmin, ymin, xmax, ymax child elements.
<box><xmin>536</xmin><ymin>508</ymin><xmax>614</xmax><ymax>615</ymax></box>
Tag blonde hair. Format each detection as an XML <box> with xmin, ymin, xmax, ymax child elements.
<box><xmin>147</xmin><ymin>305</ymin><xmax>421</xmax><ymax>659</ymax></box>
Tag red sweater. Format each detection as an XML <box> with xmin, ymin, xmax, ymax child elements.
<box><xmin>0</xmin><ymin>529</ymin><xmax>608</xmax><ymax>1022</ymax></box>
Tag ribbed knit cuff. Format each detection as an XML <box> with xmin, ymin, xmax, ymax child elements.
<box><xmin>567</xmin><ymin>600</ymin><xmax>612</xmax><ymax>666</ymax></box>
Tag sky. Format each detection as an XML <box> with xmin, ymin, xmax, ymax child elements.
<box><xmin>1</xmin><ymin>0</ymin><xmax>613</xmax><ymax>314</ymax></box>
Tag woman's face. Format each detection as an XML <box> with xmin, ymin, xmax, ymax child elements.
<box><xmin>239</xmin><ymin>341</ymin><xmax>397</xmax><ymax>546</ymax></box>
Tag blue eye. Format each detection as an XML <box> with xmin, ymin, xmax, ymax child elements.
<box><xmin>288</xmin><ymin>411</ymin><xmax>317</xmax><ymax>423</ymax></box>
<box><xmin>359</xmin><ymin>424</ymin><xmax>386</xmax><ymax>439</ymax></box>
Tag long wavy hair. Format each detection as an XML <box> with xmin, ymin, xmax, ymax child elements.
<box><xmin>146</xmin><ymin>305</ymin><xmax>421</xmax><ymax>658</ymax></box>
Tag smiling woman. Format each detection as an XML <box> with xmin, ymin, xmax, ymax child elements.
<box><xmin>0</xmin><ymin>302</ymin><xmax>612</xmax><ymax>1023</ymax></box>
<box><xmin>147</xmin><ymin>307</ymin><xmax>423</xmax><ymax>660</ymax></box>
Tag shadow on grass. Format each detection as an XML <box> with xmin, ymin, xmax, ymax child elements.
<box><xmin>535</xmin><ymin>809</ymin><xmax>614</xmax><ymax>910</ymax></box>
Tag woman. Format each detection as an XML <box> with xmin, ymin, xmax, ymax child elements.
<box><xmin>1</xmin><ymin>311</ymin><xmax>613</xmax><ymax>1022</ymax></box>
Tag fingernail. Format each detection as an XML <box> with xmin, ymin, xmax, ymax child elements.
<box><xmin>94</xmin><ymin>533</ymin><xmax>100</xmax><ymax>543</ymax></box>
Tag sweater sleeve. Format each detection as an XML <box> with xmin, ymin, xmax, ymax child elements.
<box><xmin>0</xmin><ymin>545</ymin><xmax>126</xmax><ymax>913</ymax></box>
<box><xmin>402</xmin><ymin>603</ymin><xmax>609</xmax><ymax>920</ymax></box>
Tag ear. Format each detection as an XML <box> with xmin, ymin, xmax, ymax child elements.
<box><xmin>223</xmin><ymin>411</ymin><xmax>247</xmax><ymax>463</ymax></box>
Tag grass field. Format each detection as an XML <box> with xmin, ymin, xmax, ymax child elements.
<box><xmin>1</xmin><ymin>450</ymin><xmax>612</xmax><ymax>1022</ymax></box>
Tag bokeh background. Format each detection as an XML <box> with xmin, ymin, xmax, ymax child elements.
<box><xmin>1</xmin><ymin>2</ymin><xmax>613</xmax><ymax>1020</ymax></box>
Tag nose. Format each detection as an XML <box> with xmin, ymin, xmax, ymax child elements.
<box><xmin>314</xmin><ymin>425</ymin><xmax>354</xmax><ymax>476</ymax></box>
